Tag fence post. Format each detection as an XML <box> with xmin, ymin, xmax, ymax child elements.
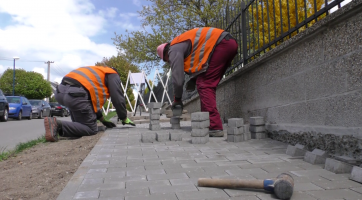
<box><xmin>241</xmin><ymin>1</ymin><xmax>248</xmax><ymax>65</ymax></box>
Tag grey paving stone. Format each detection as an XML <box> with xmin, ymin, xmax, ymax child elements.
<box><xmin>176</xmin><ymin>188</ymin><xmax>230</xmax><ymax>200</ymax></box>
<box><xmin>141</xmin><ymin>132</ymin><xmax>156</xmax><ymax>143</ymax></box>
<box><xmin>191</xmin><ymin>128</ymin><xmax>209</xmax><ymax>137</ymax></box>
<box><xmin>257</xmin><ymin>191</ymin><xmax>317</xmax><ymax>200</ymax></box>
<box><xmin>156</xmin><ymin>132</ymin><xmax>170</xmax><ymax>142</ymax></box>
<box><xmin>227</xmin><ymin>127</ymin><xmax>242</xmax><ymax>135</ymax></box>
<box><xmin>286</xmin><ymin>145</ymin><xmax>307</xmax><ymax>157</ymax></box>
<box><xmin>125</xmin><ymin>193</ymin><xmax>179</xmax><ymax>200</ymax></box>
<box><xmin>249</xmin><ymin>125</ymin><xmax>265</xmax><ymax>133</ymax></box>
<box><xmin>192</xmin><ymin>135</ymin><xmax>209</xmax><ymax>144</ymax></box>
<box><xmin>78</xmin><ymin>182</ymin><xmax>125</xmax><ymax>191</ymax></box>
<box><xmin>169</xmin><ymin>131</ymin><xmax>182</xmax><ymax>141</ymax></box>
<box><xmin>104</xmin><ymin>175</ymin><xmax>147</xmax><ymax>183</ymax></box>
<box><xmin>290</xmin><ymin>169</ymin><xmax>336</xmax><ymax>177</ymax></box>
<box><xmin>149</xmin><ymin>114</ymin><xmax>160</xmax><ymax>120</ymax></box>
<box><xmin>147</xmin><ymin>173</ymin><xmax>189</xmax><ymax>181</ymax></box>
<box><xmin>191</xmin><ymin>120</ymin><xmax>210</xmax><ymax>129</ymax></box>
<box><xmin>304</xmin><ymin>150</ymin><xmax>327</xmax><ymax>165</ymax></box>
<box><xmin>99</xmin><ymin>188</ymin><xmax>149</xmax><ymax>199</ymax></box>
<box><xmin>84</xmin><ymin>171</ymin><xmax>126</xmax><ymax>179</ymax></box>
<box><xmin>148</xmin><ymin>103</ymin><xmax>162</xmax><ymax>109</ymax></box>
<box><xmin>325</xmin><ymin>158</ymin><xmax>354</xmax><ymax>174</ymax></box>
<box><xmin>350</xmin><ymin>187</ymin><xmax>362</xmax><ymax>194</ymax></box>
<box><xmin>149</xmin><ymin>184</ymin><xmax>198</xmax><ymax>194</ymax></box>
<box><xmin>249</xmin><ymin>116</ymin><xmax>265</xmax><ymax>125</ymax></box>
<box><xmin>82</xmin><ymin>178</ymin><xmax>104</xmax><ymax>185</ymax></box>
<box><xmin>351</xmin><ymin>166</ymin><xmax>362</xmax><ymax>183</ymax></box>
<box><xmin>224</xmin><ymin>188</ymin><xmax>265</xmax><ymax>197</ymax></box>
<box><xmin>191</xmin><ymin>112</ymin><xmax>209</xmax><ymax>122</ymax></box>
<box><xmin>170</xmin><ymin>178</ymin><xmax>198</xmax><ymax>186</ymax></box>
<box><xmin>294</xmin><ymin>182</ymin><xmax>324</xmax><ymax>192</ymax></box>
<box><xmin>319</xmin><ymin>173</ymin><xmax>349</xmax><ymax>181</ymax></box>
<box><xmin>88</xmin><ymin>168</ymin><xmax>107</xmax><ymax>173</ymax></box>
<box><xmin>126</xmin><ymin>180</ymin><xmax>171</xmax><ymax>190</ymax></box>
<box><xmin>126</xmin><ymin>169</ymin><xmax>166</xmax><ymax>176</ymax></box>
<box><xmin>149</xmin><ymin>120</ymin><xmax>160</xmax><ymax>125</ymax></box>
<box><xmin>228</xmin><ymin>118</ymin><xmax>244</xmax><ymax>128</ymax></box>
<box><xmin>312</xmin><ymin>179</ymin><xmax>362</xmax><ymax>190</ymax></box>
<box><xmin>226</xmin><ymin>168</ymin><xmax>268</xmax><ymax>176</ymax></box>
<box><xmin>307</xmin><ymin>188</ymin><xmax>362</xmax><ymax>200</ymax></box>
<box><xmin>215</xmin><ymin>161</ymin><xmax>251</xmax><ymax>166</ymax></box>
<box><xmin>149</xmin><ymin>124</ymin><xmax>161</xmax><ymax>131</ymax></box>
<box><xmin>74</xmin><ymin>191</ymin><xmax>100</xmax><ymax>199</ymax></box>
<box><xmin>261</xmin><ymin>165</ymin><xmax>304</xmax><ymax>173</ymax></box>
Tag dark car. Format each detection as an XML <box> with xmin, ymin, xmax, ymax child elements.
<box><xmin>49</xmin><ymin>102</ymin><xmax>69</xmax><ymax>117</ymax></box>
<box><xmin>6</xmin><ymin>96</ymin><xmax>32</xmax><ymax>120</ymax></box>
<box><xmin>0</xmin><ymin>89</ymin><xmax>9</xmax><ymax>122</ymax></box>
<box><xmin>29</xmin><ymin>99</ymin><xmax>51</xmax><ymax>119</ymax></box>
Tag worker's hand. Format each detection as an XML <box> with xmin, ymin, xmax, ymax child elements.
<box><xmin>172</xmin><ymin>99</ymin><xmax>183</xmax><ymax>110</ymax></box>
<box><xmin>101</xmin><ymin>119</ymin><xmax>116</xmax><ymax>128</ymax></box>
<box><xmin>122</xmin><ymin>118</ymin><xmax>136</xmax><ymax>126</ymax></box>
<box><xmin>185</xmin><ymin>78</ymin><xmax>196</xmax><ymax>92</ymax></box>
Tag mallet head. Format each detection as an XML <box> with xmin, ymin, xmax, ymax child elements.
<box><xmin>273</xmin><ymin>173</ymin><xmax>294</xmax><ymax>200</ymax></box>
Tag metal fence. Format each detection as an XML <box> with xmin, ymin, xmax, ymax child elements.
<box><xmin>213</xmin><ymin>0</ymin><xmax>347</xmax><ymax>75</ymax></box>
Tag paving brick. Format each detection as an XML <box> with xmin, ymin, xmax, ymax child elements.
<box><xmin>307</xmin><ymin>189</ymin><xmax>362</xmax><ymax>200</ymax></box>
<box><xmin>191</xmin><ymin>128</ymin><xmax>209</xmax><ymax>137</ymax></box>
<box><xmin>149</xmin><ymin>124</ymin><xmax>161</xmax><ymax>131</ymax></box>
<box><xmin>74</xmin><ymin>191</ymin><xmax>100</xmax><ymax>199</ymax></box>
<box><xmin>227</xmin><ymin>118</ymin><xmax>244</xmax><ymax>128</ymax></box>
<box><xmin>125</xmin><ymin>193</ymin><xmax>179</xmax><ymax>200</ymax></box>
<box><xmin>227</xmin><ymin>135</ymin><xmax>244</xmax><ymax>142</ymax></box>
<box><xmin>350</xmin><ymin>166</ymin><xmax>362</xmax><ymax>183</ymax></box>
<box><xmin>227</xmin><ymin>127</ymin><xmax>241</xmax><ymax>135</ymax></box>
<box><xmin>290</xmin><ymin>169</ymin><xmax>335</xmax><ymax>177</ymax></box>
<box><xmin>78</xmin><ymin>182</ymin><xmax>125</xmax><ymax>191</ymax></box>
<box><xmin>226</xmin><ymin>168</ymin><xmax>268</xmax><ymax>176</ymax></box>
<box><xmin>82</xmin><ymin>178</ymin><xmax>104</xmax><ymax>185</ymax></box>
<box><xmin>312</xmin><ymin>179</ymin><xmax>362</xmax><ymax>190</ymax></box>
<box><xmin>192</xmin><ymin>135</ymin><xmax>209</xmax><ymax>144</ymax></box>
<box><xmin>249</xmin><ymin>116</ymin><xmax>265</xmax><ymax>125</ymax></box>
<box><xmin>176</xmin><ymin>188</ymin><xmax>229</xmax><ymax>200</ymax></box>
<box><xmin>147</xmin><ymin>173</ymin><xmax>189</xmax><ymax>181</ymax></box>
<box><xmin>249</xmin><ymin>125</ymin><xmax>265</xmax><ymax>132</ymax></box>
<box><xmin>304</xmin><ymin>149</ymin><xmax>327</xmax><ymax>165</ymax></box>
<box><xmin>149</xmin><ymin>120</ymin><xmax>160</xmax><ymax>125</ymax></box>
<box><xmin>286</xmin><ymin>145</ymin><xmax>307</xmax><ymax>157</ymax></box>
<box><xmin>126</xmin><ymin>180</ymin><xmax>171</xmax><ymax>190</ymax></box>
<box><xmin>149</xmin><ymin>184</ymin><xmax>198</xmax><ymax>194</ymax></box>
<box><xmin>141</xmin><ymin>132</ymin><xmax>156</xmax><ymax>143</ymax></box>
<box><xmin>156</xmin><ymin>132</ymin><xmax>170</xmax><ymax>142</ymax></box>
<box><xmin>257</xmin><ymin>191</ymin><xmax>317</xmax><ymax>200</ymax></box>
<box><xmin>191</xmin><ymin>112</ymin><xmax>209</xmax><ymax>122</ymax></box>
<box><xmin>99</xmin><ymin>188</ymin><xmax>149</xmax><ymax>199</ymax></box>
<box><xmin>170</xmin><ymin>178</ymin><xmax>198</xmax><ymax>186</ymax></box>
<box><xmin>171</xmin><ymin>123</ymin><xmax>181</xmax><ymax>129</ymax></box>
<box><xmin>169</xmin><ymin>131</ymin><xmax>182</xmax><ymax>141</ymax></box>
<box><xmin>126</xmin><ymin>169</ymin><xmax>166</xmax><ymax>176</ymax></box>
<box><xmin>149</xmin><ymin>108</ymin><xmax>160</xmax><ymax>114</ymax></box>
<box><xmin>350</xmin><ymin>187</ymin><xmax>362</xmax><ymax>194</ymax></box>
<box><xmin>293</xmin><ymin>182</ymin><xmax>324</xmax><ymax>192</ymax></box>
<box><xmin>149</xmin><ymin>114</ymin><xmax>160</xmax><ymax>120</ymax></box>
<box><xmin>325</xmin><ymin>158</ymin><xmax>353</xmax><ymax>174</ymax></box>
<box><xmin>251</xmin><ymin>132</ymin><xmax>266</xmax><ymax>139</ymax></box>
<box><xmin>148</xmin><ymin>102</ymin><xmax>162</xmax><ymax>109</ymax></box>
<box><xmin>191</xmin><ymin>120</ymin><xmax>210</xmax><ymax>129</ymax></box>
<box><xmin>170</xmin><ymin>117</ymin><xmax>181</xmax><ymax>124</ymax></box>
<box><xmin>104</xmin><ymin>175</ymin><xmax>147</xmax><ymax>183</ymax></box>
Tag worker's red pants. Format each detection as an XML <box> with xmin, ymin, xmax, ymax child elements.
<box><xmin>196</xmin><ymin>39</ymin><xmax>238</xmax><ymax>130</ymax></box>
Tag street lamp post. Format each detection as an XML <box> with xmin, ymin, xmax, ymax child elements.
<box><xmin>13</xmin><ymin>57</ymin><xmax>20</xmax><ymax>96</ymax></box>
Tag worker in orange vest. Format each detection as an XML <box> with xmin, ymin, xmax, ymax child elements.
<box><xmin>44</xmin><ymin>66</ymin><xmax>135</xmax><ymax>142</ymax></box>
<box><xmin>157</xmin><ymin>27</ymin><xmax>238</xmax><ymax>137</ymax></box>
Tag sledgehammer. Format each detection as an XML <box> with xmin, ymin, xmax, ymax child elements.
<box><xmin>198</xmin><ymin>173</ymin><xmax>294</xmax><ymax>200</ymax></box>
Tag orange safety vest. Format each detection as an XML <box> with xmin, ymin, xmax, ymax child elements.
<box><xmin>170</xmin><ymin>27</ymin><xmax>224</xmax><ymax>74</ymax></box>
<box><xmin>64</xmin><ymin>66</ymin><xmax>118</xmax><ymax>113</ymax></box>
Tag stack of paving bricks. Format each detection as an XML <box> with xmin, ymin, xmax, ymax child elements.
<box><xmin>148</xmin><ymin>102</ymin><xmax>161</xmax><ymax>131</ymax></box>
<box><xmin>191</xmin><ymin>112</ymin><xmax>209</xmax><ymax>144</ymax></box>
<box><xmin>227</xmin><ymin>118</ymin><xmax>244</xmax><ymax>142</ymax></box>
<box><xmin>249</xmin><ymin>116</ymin><xmax>266</xmax><ymax>139</ymax></box>
<box><xmin>170</xmin><ymin>106</ymin><xmax>182</xmax><ymax>129</ymax></box>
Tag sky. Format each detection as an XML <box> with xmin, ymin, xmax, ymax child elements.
<box><xmin>0</xmin><ymin>0</ymin><xmax>149</xmax><ymax>84</ymax></box>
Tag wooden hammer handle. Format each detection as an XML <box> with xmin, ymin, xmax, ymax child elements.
<box><xmin>198</xmin><ymin>178</ymin><xmax>265</xmax><ymax>189</ymax></box>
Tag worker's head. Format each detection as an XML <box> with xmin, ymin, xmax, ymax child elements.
<box><xmin>157</xmin><ymin>43</ymin><xmax>170</xmax><ymax>62</ymax></box>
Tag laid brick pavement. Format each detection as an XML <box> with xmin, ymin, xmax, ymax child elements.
<box><xmin>57</xmin><ymin>122</ymin><xmax>362</xmax><ymax>200</ymax></box>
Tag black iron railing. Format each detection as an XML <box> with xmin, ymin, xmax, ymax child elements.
<box><xmin>212</xmin><ymin>0</ymin><xmax>347</xmax><ymax>76</ymax></box>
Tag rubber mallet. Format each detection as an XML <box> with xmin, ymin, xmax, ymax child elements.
<box><xmin>198</xmin><ymin>173</ymin><xmax>294</xmax><ymax>200</ymax></box>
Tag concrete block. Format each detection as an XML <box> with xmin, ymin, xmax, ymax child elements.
<box><xmin>172</xmin><ymin>107</ymin><xmax>182</xmax><ymax>116</ymax></box>
<box><xmin>141</xmin><ymin>132</ymin><xmax>156</xmax><ymax>143</ymax></box>
<box><xmin>169</xmin><ymin>132</ymin><xmax>182</xmax><ymax>141</ymax></box>
<box><xmin>148</xmin><ymin>102</ymin><xmax>162</xmax><ymax>109</ymax></box>
<box><xmin>243</xmin><ymin>130</ymin><xmax>251</xmax><ymax>141</ymax></box>
<box><xmin>165</xmin><ymin>110</ymin><xmax>172</xmax><ymax>118</ymax></box>
<box><xmin>150</xmin><ymin>114</ymin><xmax>160</xmax><ymax>120</ymax></box>
<box><xmin>191</xmin><ymin>128</ymin><xmax>209</xmax><ymax>137</ymax></box>
<box><xmin>325</xmin><ymin>158</ymin><xmax>353</xmax><ymax>174</ymax></box>
<box><xmin>150</xmin><ymin>120</ymin><xmax>160</xmax><ymax>125</ymax></box>
<box><xmin>191</xmin><ymin>120</ymin><xmax>210</xmax><ymax>129</ymax></box>
<box><xmin>156</xmin><ymin>132</ymin><xmax>170</xmax><ymax>142</ymax></box>
<box><xmin>192</xmin><ymin>135</ymin><xmax>209</xmax><ymax>144</ymax></box>
<box><xmin>250</xmin><ymin>116</ymin><xmax>265</xmax><ymax>125</ymax></box>
<box><xmin>335</xmin><ymin>155</ymin><xmax>358</xmax><ymax>164</ymax></box>
<box><xmin>171</xmin><ymin>123</ymin><xmax>181</xmax><ymax>129</ymax></box>
<box><xmin>251</xmin><ymin>132</ymin><xmax>266</xmax><ymax>139</ymax></box>
<box><xmin>249</xmin><ymin>125</ymin><xmax>265</xmax><ymax>132</ymax></box>
<box><xmin>350</xmin><ymin>166</ymin><xmax>362</xmax><ymax>183</ymax></box>
<box><xmin>227</xmin><ymin>135</ymin><xmax>244</xmax><ymax>142</ymax></box>
<box><xmin>286</xmin><ymin>145</ymin><xmax>307</xmax><ymax>156</ymax></box>
<box><xmin>191</xmin><ymin>112</ymin><xmax>209</xmax><ymax>122</ymax></box>
<box><xmin>227</xmin><ymin>127</ymin><xmax>240</xmax><ymax>135</ymax></box>
<box><xmin>149</xmin><ymin>108</ymin><xmax>160</xmax><ymax>114</ymax></box>
<box><xmin>149</xmin><ymin>124</ymin><xmax>161</xmax><ymax>131</ymax></box>
<box><xmin>170</xmin><ymin>117</ymin><xmax>181</xmax><ymax>124</ymax></box>
<box><xmin>227</xmin><ymin>118</ymin><xmax>244</xmax><ymax>128</ymax></box>
<box><xmin>304</xmin><ymin>149</ymin><xmax>327</xmax><ymax>164</ymax></box>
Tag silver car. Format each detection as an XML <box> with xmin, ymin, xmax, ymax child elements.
<box><xmin>29</xmin><ymin>99</ymin><xmax>51</xmax><ymax>119</ymax></box>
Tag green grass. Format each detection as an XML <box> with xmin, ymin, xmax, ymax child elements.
<box><xmin>104</xmin><ymin>111</ymin><xmax>117</xmax><ymax>121</ymax></box>
<box><xmin>0</xmin><ymin>136</ymin><xmax>46</xmax><ymax>162</ymax></box>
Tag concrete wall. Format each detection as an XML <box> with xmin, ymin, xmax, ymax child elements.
<box><xmin>184</xmin><ymin>0</ymin><xmax>362</xmax><ymax>139</ymax></box>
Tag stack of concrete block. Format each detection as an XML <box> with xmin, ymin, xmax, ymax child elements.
<box><xmin>249</xmin><ymin>116</ymin><xmax>266</xmax><ymax>139</ymax></box>
<box><xmin>170</xmin><ymin>105</ymin><xmax>182</xmax><ymax>129</ymax></box>
<box><xmin>141</xmin><ymin>130</ymin><xmax>183</xmax><ymax>143</ymax></box>
<box><xmin>227</xmin><ymin>118</ymin><xmax>244</xmax><ymax>142</ymax></box>
<box><xmin>148</xmin><ymin>102</ymin><xmax>161</xmax><ymax>131</ymax></box>
<box><xmin>191</xmin><ymin>112</ymin><xmax>209</xmax><ymax>144</ymax></box>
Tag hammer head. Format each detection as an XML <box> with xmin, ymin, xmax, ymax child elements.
<box><xmin>273</xmin><ymin>173</ymin><xmax>294</xmax><ymax>200</ymax></box>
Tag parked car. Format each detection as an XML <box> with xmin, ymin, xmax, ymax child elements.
<box><xmin>49</xmin><ymin>102</ymin><xmax>69</xmax><ymax>117</ymax></box>
<box><xmin>6</xmin><ymin>96</ymin><xmax>32</xmax><ymax>120</ymax></box>
<box><xmin>0</xmin><ymin>89</ymin><xmax>9</xmax><ymax>122</ymax></box>
<box><xmin>29</xmin><ymin>99</ymin><xmax>51</xmax><ymax>119</ymax></box>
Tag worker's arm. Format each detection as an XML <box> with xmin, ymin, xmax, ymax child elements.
<box><xmin>105</xmin><ymin>73</ymin><xmax>128</xmax><ymax>121</ymax></box>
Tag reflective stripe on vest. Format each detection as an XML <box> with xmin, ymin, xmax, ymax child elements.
<box><xmin>171</xmin><ymin>27</ymin><xmax>224</xmax><ymax>74</ymax></box>
<box><xmin>64</xmin><ymin>66</ymin><xmax>117</xmax><ymax>113</ymax></box>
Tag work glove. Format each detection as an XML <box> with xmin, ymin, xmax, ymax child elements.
<box><xmin>172</xmin><ymin>97</ymin><xmax>183</xmax><ymax>110</ymax></box>
<box><xmin>101</xmin><ymin>119</ymin><xmax>117</xmax><ymax>128</ymax></box>
<box><xmin>122</xmin><ymin>117</ymin><xmax>136</xmax><ymax>126</ymax></box>
<box><xmin>185</xmin><ymin>78</ymin><xmax>196</xmax><ymax>92</ymax></box>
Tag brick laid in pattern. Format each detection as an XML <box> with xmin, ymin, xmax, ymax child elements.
<box><xmin>192</xmin><ymin>135</ymin><xmax>209</xmax><ymax>144</ymax></box>
<box><xmin>191</xmin><ymin>112</ymin><xmax>209</xmax><ymax>122</ymax></box>
<box><xmin>227</xmin><ymin>118</ymin><xmax>244</xmax><ymax>128</ymax></box>
<box><xmin>141</xmin><ymin>132</ymin><xmax>156</xmax><ymax>143</ymax></box>
<box><xmin>149</xmin><ymin>124</ymin><xmax>161</xmax><ymax>131</ymax></box>
<box><xmin>156</xmin><ymin>132</ymin><xmax>170</xmax><ymax>142</ymax></box>
<box><xmin>227</xmin><ymin>135</ymin><xmax>244</xmax><ymax>143</ymax></box>
<box><xmin>169</xmin><ymin>132</ymin><xmax>182</xmax><ymax>141</ymax></box>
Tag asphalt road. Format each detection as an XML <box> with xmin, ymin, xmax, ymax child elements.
<box><xmin>0</xmin><ymin>116</ymin><xmax>72</xmax><ymax>151</ymax></box>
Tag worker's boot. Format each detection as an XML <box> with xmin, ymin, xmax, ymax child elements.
<box><xmin>209</xmin><ymin>130</ymin><xmax>224</xmax><ymax>137</ymax></box>
<box><xmin>44</xmin><ymin>117</ymin><xmax>62</xmax><ymax>142</ymax></box>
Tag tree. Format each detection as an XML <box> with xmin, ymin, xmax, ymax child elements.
<box><xmin>113</xmin><ymin>0</ymin><xmax>233</xmax><ymax>72</ymax></box>
<box><xmin>95</xmin><ymin>55</ymin><xmax>140</xmax><ymax>111</ymax></box>
<box><xmin>0</xmin><ymin>69</ymin><xmax>52</xmax><ymax>99</ymax></box>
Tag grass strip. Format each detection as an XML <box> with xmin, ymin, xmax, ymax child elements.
<box><xmin>0</xmin><ymin>136</ymin><xmax>46</xmax><ymax>162</ymax></box>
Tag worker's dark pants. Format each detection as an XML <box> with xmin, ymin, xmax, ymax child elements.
<box><xmin>55</xmin><ymin>84</ymin><xmax>98</xmax><ymax>137</ymax></box>
<box><xmin>196</xmin><ymin>39</ymin><xmax>238</xmax><ymax>130</ymax></box>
